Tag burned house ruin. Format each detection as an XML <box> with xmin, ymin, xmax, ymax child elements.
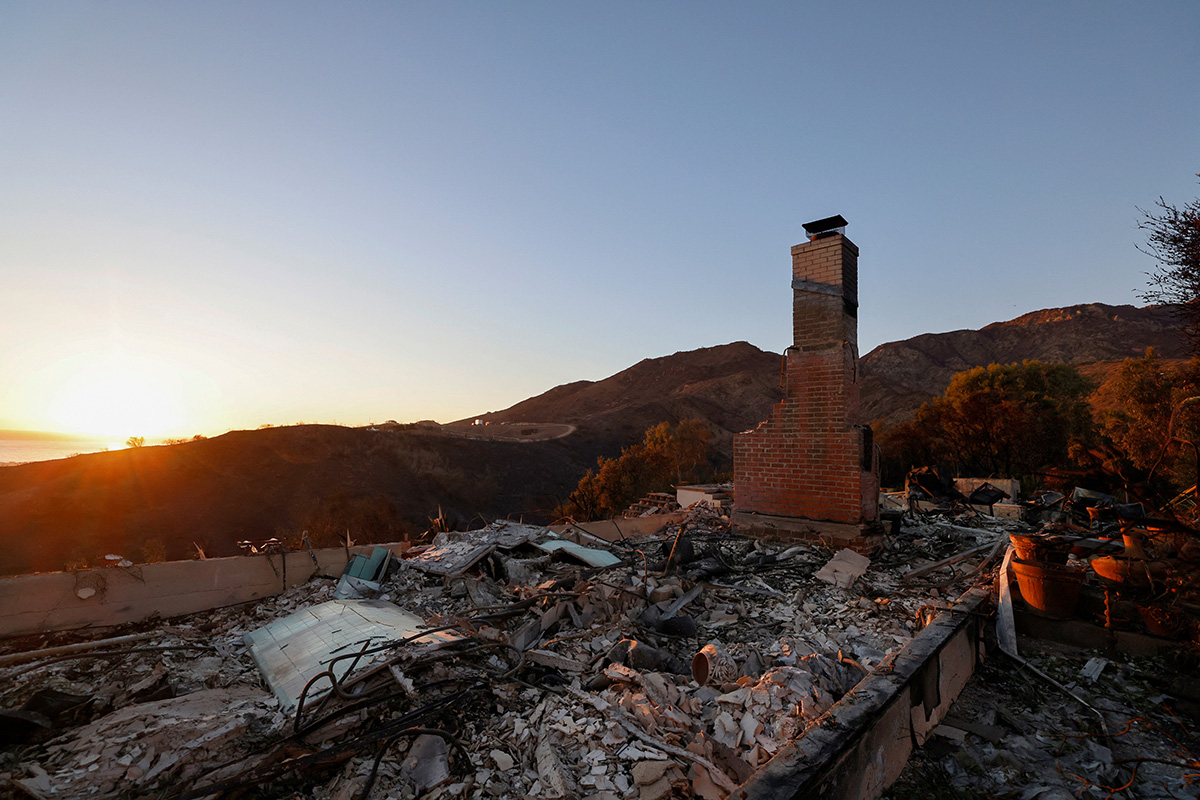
<box><xmin>0</xmin><ymin>221</ymin><xmax>1196</xmax><ymax>800</ymax></box>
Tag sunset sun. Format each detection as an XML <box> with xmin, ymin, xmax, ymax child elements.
<box><xmin>47</xmin><ymin>358</ymin><xmax>184</xmax><ymax>439</ymax></box>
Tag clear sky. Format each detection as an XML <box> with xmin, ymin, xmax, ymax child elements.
<box><xmin>1</xmin><ymin>2</ymin><xmax>1197</xmax><ymax>438</ymax></box>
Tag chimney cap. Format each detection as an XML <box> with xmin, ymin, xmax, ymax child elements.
<box><xmin>803</xmin><ymin>215</ymin><xmax>848</xmax><ymax>238</ymax></box>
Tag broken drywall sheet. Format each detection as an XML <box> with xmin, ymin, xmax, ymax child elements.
<box><xmin>405</xmin><ymin>541</ymin><xmax>496</xmax><ymax>577</ymax></box>
<box><xmin>243</xmin><ymin>598</ymin><xmax>458</xmax><ymax>711</ymax></box>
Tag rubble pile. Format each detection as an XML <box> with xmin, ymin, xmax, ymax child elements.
<box><xmin>886</xmin><ymin>645</ymin><xmax>1200</xmax><ymax>800</ymax></box>
<box><xmin>884</xmin><ymin>485</ymin><xmax>1200</xmax><ymax>800</ymax></box>
<box><xmin>18</xmin><ymin>687</ymin><xmax>282</xmax><ymax>798</ymax></box>
<box><xmin>2</xmin><ymin>503</ymin><xmax>1190</xmax><ymax>799</ymax></box>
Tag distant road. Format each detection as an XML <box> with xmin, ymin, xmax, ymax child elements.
<box><xmin>439</xmin><ymin>423</ymin><xmax>576</xmax><ymax>442</ymax></box>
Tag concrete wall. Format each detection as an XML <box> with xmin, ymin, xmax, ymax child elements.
<box><xmin>954</xmin><ymin>477</ymin><xmax>1021</xmax><ymax>503</ymax></box>
<box><xmin>0</xmin><ymin>516</ymin><xmax>683</xmax><ymax>639</ymax></box>
<box><xmin>677</xmin><ymin>487</ymin><xmax>729</xmax><ymax>508</ymax></box>
<box><xmin>0</xmin><ymin>543</ymin><xmax>408</xmax><ymax>639</ymax></box>
<box><xmin>731</xmin><ymin>588</ymin><xmax>988</xmax><ymax>800</ymax></box>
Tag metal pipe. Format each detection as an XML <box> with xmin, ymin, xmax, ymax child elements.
<box><xmin>0</xmin><ymin>631</ymin><xmax>156</xmax><ymax>668</ymax></box>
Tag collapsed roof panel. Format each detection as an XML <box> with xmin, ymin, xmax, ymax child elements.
<box><xmin>533</xmin><ymin>537</ymin><xmax>624</xmax><ymax>568</ymax></box>
<box><xmin>243</xmin><ymin>598</ymin><xmax>459</xmax><ymax>711</ymax></box>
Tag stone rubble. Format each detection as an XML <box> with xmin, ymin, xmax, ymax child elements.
<box><xmin>0</xmin><ymin>505</ymin><xmax>1193</xmax><ymax>799</ymax></box>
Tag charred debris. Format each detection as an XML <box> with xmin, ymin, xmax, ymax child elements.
<box><xmin>1</xmin><ymin>488</ymin><xmax>1198</xmax><ymax>800</ymax></box>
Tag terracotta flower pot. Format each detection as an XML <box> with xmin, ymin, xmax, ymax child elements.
<box><xmin>1011</xmin><ymin>557</ymin><xmax>1084</xmax><ymax>619</ymax></box>
<box><xmin>692</xmin><ymin>643</ymin><xmax>737</xmax><ymax>686</ymax></box>
<box><xmin>1090</xmin><ymin>555</ymin><xmax>1169</xmax><ymax>588</ymax></box>
<box><xmin>1010</xmin><ymin>534</ymin><xmax>1072</xmax><ymax>565</ymax></box>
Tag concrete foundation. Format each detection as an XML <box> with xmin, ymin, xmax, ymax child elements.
<box><xmin>731</xmin><ymin>510</ymin><xmax>884</xmax><ymax>554</ymax></box>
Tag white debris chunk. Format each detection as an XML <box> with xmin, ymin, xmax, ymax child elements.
<box><xmin>1078</xmin><ymin>656</ymin><xmax>1108</xmax><ymax>683</ymax></box>
<box><xmin>535</xmin><ymin>737</ymin><xmax>572</xmax><ymax>799</ymax></box>
<box><xmin>490</xmin><ymin>748</ymin><xmax>514</xmax><ymax>771</ymax></box>
<box><xmin>814</xmin><ymin>548</ymin><xmax>871</xmax><ymax>588</ymax></box>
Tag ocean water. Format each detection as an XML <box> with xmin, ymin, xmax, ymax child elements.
<box><xmin>0</xmin><ymin>436</ymin><xmax>125</xmax><ymax>466</ymax></box>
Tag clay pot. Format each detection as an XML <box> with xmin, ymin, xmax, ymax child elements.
<box><xmin>1011</xmin><ymin>557</ymin><xmax>1084</xmax><ymax>619</ymax></box>
<box><xmin>692</xmin><ymin>643</ymin><xmax>737</xmax><ymax>686</ymax></box>
<box><xmin>1010</xmin><ymin>534</ymin><xmax>1073</xmax><ymax>565</ymax></box>
<box><xmin>1010</xmin><ymin>534</ymin><xmax>1041</xmax><ymax>562</ymax></box>
<box><xmin>1139</xmin><ymin>605</ymin><xmax>1189</xmax><ymax>639</ymax></box>
<box><xmin>1090</xmin><ymin>555</ymin><xmax>1169</xmax><ymax>588</ymax></box>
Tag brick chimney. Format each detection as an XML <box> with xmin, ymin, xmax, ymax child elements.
<box><xmin>733</xmin><ymin>216</ymin><xmax>880</xmax><ymax>547</ymax></box>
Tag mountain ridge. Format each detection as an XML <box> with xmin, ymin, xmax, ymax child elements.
<box><xmin>859</xmin><ymin>303</ymin><xmax>1185</xmax><ymax>425</ymax></box>
<box><xmin>460</xmin><ymin>341</ymin><xmax>785</xmax><ymax>457</ymax></box>
<box><xmin>470</xmin><ymin>303</ymin><xmax>1186</xmax><ymax>435</ymax></box>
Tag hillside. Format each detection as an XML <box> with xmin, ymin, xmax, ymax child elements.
<box><xmin>466</xmin><ymin>304</ymin><xmax>1187</xmax><ymax>439</ymax></box>
<box><xmin>859</xmin><ymin>303</ymin><xmax>1186</xmax><ymax>426</ymax></box>
<box><xmin>0</xmin><ymin>424</ymin><xmax>593</xmax><ymax>575</ymax></box>
<box><xmin>0</xmin><ymin>342</ymin><xmax>789</xmax><ymax>576</ymax></box>
<box><xmin>457</xmin><ymin>341</ymin><xmax>786</xmax><ymax>462</ymax></box>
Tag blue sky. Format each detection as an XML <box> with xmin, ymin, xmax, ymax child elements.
<box><xmin>1</xmin><ymin>2</ymin><xmax>1197</xmax><ymax>436</ymax></box>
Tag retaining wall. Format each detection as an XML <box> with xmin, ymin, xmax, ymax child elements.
<box><xmin>0</xmin><ymin>543</ymin><xmax>407</xmax><ymax>639</ymax></box>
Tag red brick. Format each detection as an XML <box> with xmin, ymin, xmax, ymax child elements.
<box><xmin>736</xmin><ymin>230</ymin><xmax>878</xmax><ymax>524</ymax></box>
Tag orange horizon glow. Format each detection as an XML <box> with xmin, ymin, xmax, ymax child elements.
<box><xmin>5</xmin><ymin>337</ymin><xmax>481</xmax><ymax>441</ymax></box>
<box><xmin>43</xmin><ymin>352</ymin><xmax>186</xmax><ymax>440</ymax></box>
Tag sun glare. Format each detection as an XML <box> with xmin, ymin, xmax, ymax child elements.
<box><xmin>47</xmin><ymin>355</ymin><xmax>184</xmax><ymax>439</ymax></box>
